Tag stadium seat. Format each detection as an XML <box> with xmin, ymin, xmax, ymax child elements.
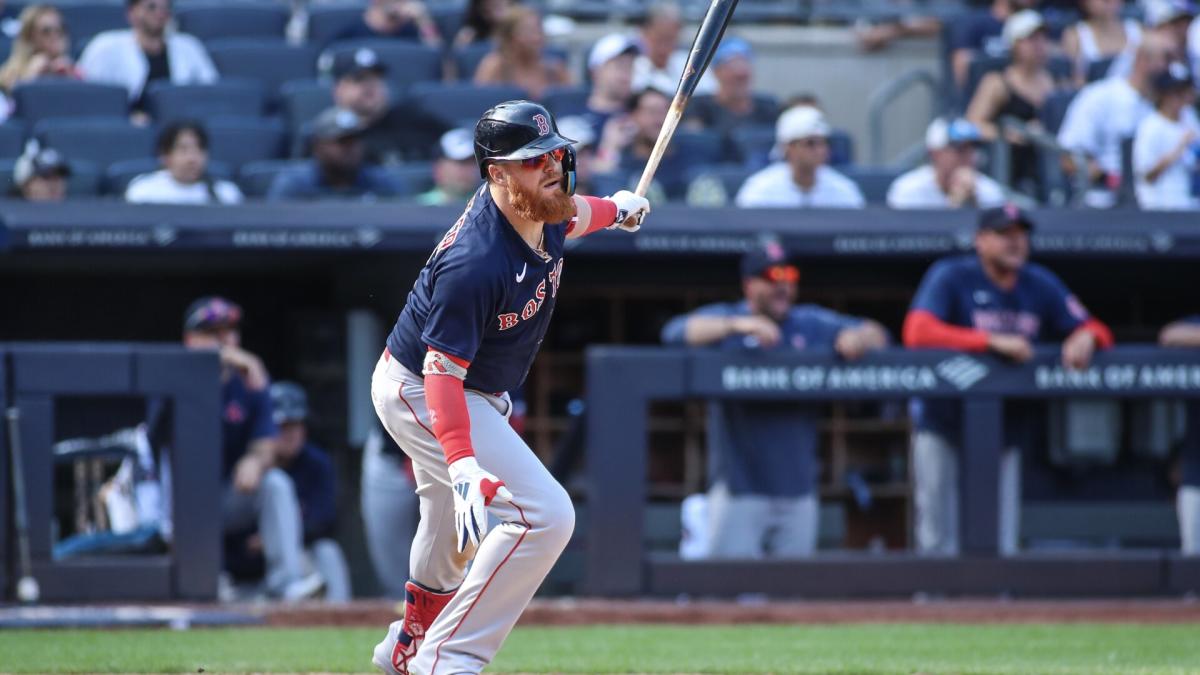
<box><xmin>0</xmin><ymin>121</ymin><xmax>27</xmax><ymax>159</ymax></box>
<box><xmin>175</xmin><ymin>3</ymin><xmax>289</xmax><ymax>41</ymax></box>
<box><xmin>206</xmin><ymin>117</ymin><xmax>287</xmax><ymax>169</ymax></box>
<box><xmin>57</xmin><ymin>2</ymin><xmax>127</xmax><ymax>51</ymax></box>
<box><xmin>962</xmin><ymin>55</ymin><xmax>1007</xmax><ymax>109</ymax></box>
<box><xmin>684</xmin><ymin>164</ymin><xmax>755</xmax><ymax>207</ymax></box>
<box><xmin>145</xmin><ymin>80</ymin><xmax>267</xmax><ymax>123</ymax></box>
<box><xmin>828</xmin><ymin>129</ymin><xmax>855</xmax><ymax>167</ymax></box>
<box><xmin>673</xmin><ymin>130</ymin><xmax>723</xmax><ymax>167</ymax></box>
<box><xmin>320</xmin><ymin>40</ymin><xmax>442</xmax><ymax>89</ymax></box>
<box><xmin>409</xmin><ymin>82</ymin><xmax>528</xmax><ymax>127</ymax></box>
<box><xmin>430</xmin><ymin>4</ymin><xmax>465</xmax><ymax>44</ymax></box>
<box><xmin>280</xmin><ymin>80</ymin><xmax>334</xmax><ymax>138</ymax></box>
<box><xmin>238</xmin><ymin>159</ymin><xmax>306</xmax><ymax>197</ymax></box>
<box><xmin>12</xmin><ymin>80</ymin><xmax>128</xmax><ymax>123</ymax></box>
<box><xmin>35</xmin><ymin>118</ymin><xmax>155</xmax><ymax>168</ymax></box>
<box><xmin>730</xmin><ymin>124</ymin><xmax>775</xmax><ymax>168</ymax></box>
<box><xmin>382</xmin><ymin>162</ymin><xmax>435</xmax><ymax>196</ymax></box>
<box><xmin>840</xmin><ymin>165</ymin><xmax>903</xmax><ymax>205</ymax></box>
<box><xmin>0</xmin><ymin>157</ymin><xmax>102</xmax><ymax>197</ymax></box>
<box><xmin>542</xmin><ymin>86</ymin><xmax>590</xmax><ymax>116</ymax></box>
<box><xmin>104</xmin><ymin>157</ymin><xmax>235</xmax><ymax>196</ymax></box>
<box><xmin>306</xmin><ymin>4</ymin><xmax>365</xmax><ymax>47</ymax></box>
<box><xmin>207</xmin><ymin>40</ymin><xmax>320</xmax><ymax>104</ymax></box>
<box><xmin>1040</xmin><ymin>88</ymin><xmax>1078</xmax><ymax>135</ymax></box>
<box><xmin>452</xmin><ymin>41</ymin><xmax>493</xmax><ymax>81</ymax></box>
<box><xmin>0</xmin><ymin>34</ymin><xmax>12</xmax><ymax>63</ymax></box>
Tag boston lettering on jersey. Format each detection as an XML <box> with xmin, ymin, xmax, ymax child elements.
<box><xmin>387</xmin><ymin>185</ymin><xmax>568</xmax><ymax>394</ymax></box>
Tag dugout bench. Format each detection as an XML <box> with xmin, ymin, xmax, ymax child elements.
<box><xmin>584</xmin><ymin>346</ymin><xmax>1200</xmax><ymax>597</ymax></box>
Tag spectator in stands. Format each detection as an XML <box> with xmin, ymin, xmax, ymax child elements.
<box><xmin>1144</xmin><ymin>0</ymin><xmax>1194</xmax><ymax>56</ymax></box>
<box><xmin>474</xmin><ymin>5</ymin><xmax>569</xmax><ymax>100</ymax></box>
<box><xmin>1134</xmin><ymin>61</ymin><xmax>1200</xmax><ymax>209</ymax></box>
<box><xmin>887</xmin><ymin>117</ymin><xmax>1007</xmax><ymax>209</ymax></box>
<box><xmin>268</xmin><ymin>382</ymin><xmax>352</xmax><ymax>603</ymax></box>
<box><xmin>661</xmin><ymin>237</ymin><xmax>888</xmax><ymax>559</ymax></box>
<box><xmin>633</xmin><ymin>1</ymin><xmax>715</xmax><ymax>95</ymax></box>
<box><xmin>453</xmin><ymin>0</ymin><xmax>512</xmax><ymax>46</ymax></box>
<box><xmin>685</xmin><ymin>38</ymin><xmax>778</xmax><ymax>139</ymax></box>
<box><xmin>331</xmin><ymin>0</ymin><xmax>442</xmax><ymax>46</ymax></box>
<box><xmin>328</xmin><ymin>47</ymin><xmax>447</xmax><ymax>164</ymax></box>
<box><xmin>735</xmin><ymin>106</ymin><xmax>865</xmax><ymax>208</ymax></box>
<box><xmin>181</xmin><ymin>297</ymin><xmax>322</xmax><ymax>601</ymax></box>
<box><xmin>596</xmin><ymin>86</ymin><xmax>692</xmax><ymax>201</ymax></box>
<box><xmin>268</xmin><ymin>107</ymin><xmax>405</xmax><ymax>201</ymax></box>
<box><xmin>0</xmin><ymin>5</ymin><xmax>80</xmax><ymax>94</ymax></box>
<box><xmin>1061</xmin><ymin>0</ymin><xmax>1143</xmax><ymax>84</ymax></box>
<box><xmin>903</xmin><ymin>205</ymin><xmax>1114</xmax><ymax>556</ymax></box>
<box><xmin>558</xmin><ymin>115</ymin><xmax>599</xmax><ymax>196</ymax></box>
<box><xmin>12</xmin><ymin>140</ymin><xmax>68</xmax><ymax>202</ymax></box>
<box><xmin>125</xmin><ymin>120</ymin><xmax>243</xmax><ymax>205</ymax></box>
<box><xmin>583</xmin><ymin>33</ymin><xmax>639</xmax><ymax>140</ymax></box>
<box><xmin>966</xmin><ymin>10</ymin><xmax>1056</xmax><ymax>194</ymax></box>
<box><xmin>78</xmin><ymin>0</ymin><xmax>217</xmax><ymax>108</ymax></box>
<box><xmin>417</xmin><ymin>128</ymin><xmax>478</xmax><ymax>205</ymax></box>
<box><xmin>1159</xmin><ymin>315</ymin><xmax>1200</xmax><ymax>556</ymax></box>
<box><xmin>1057</xmin><ymin>32</ymin><xmax>1174</xmax><ymax>207</ymax></box>
<box><xmin>856</xmin><ymin>13</ymin><xmax>944</xmax><ymax>53</ymax></box>
<box><xmin>1190</xmin><ymin>13</ymin><xmax>1200</xmax><ymax>82</ymax></box>
<box><xmin>949</xmin><ymin>0</ymin><xmax>1038</xmax><ymax>92</ymax></box>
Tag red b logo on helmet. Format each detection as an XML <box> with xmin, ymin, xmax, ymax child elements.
<box><xmin>533</xmin><ymin>114</ymin><xmax>550</xmax><ymax>136</ymax></box>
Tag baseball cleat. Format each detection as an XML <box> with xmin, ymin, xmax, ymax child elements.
<box><xmin>371</xmin><ymin>580</ymin><xmax>456</xmax><ymax>675</ymax></box>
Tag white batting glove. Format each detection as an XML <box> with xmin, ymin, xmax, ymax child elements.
<box><xmin>606</xmin><ymin>190</ymin><xmax>650</xmax><ymax>233</ymax></box>
<box><xmin>448</xmin><ymin>456</ymin><xmax>512</xmax><ymax>553</ymax></box>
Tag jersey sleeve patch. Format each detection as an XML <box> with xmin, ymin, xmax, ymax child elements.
<box><xmin>423</xmin><ymin>349</ymin><xmax>469</xmax><ymax>380</ymax></box>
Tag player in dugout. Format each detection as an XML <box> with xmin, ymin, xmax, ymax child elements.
<box><xmin>903</xmin><ymin>205</ymin><xmax>1114</xmax><ymax>556</ymax></box>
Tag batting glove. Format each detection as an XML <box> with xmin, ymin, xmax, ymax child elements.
<box><xmin>448</xmin><ymin>456</ymin><xmax>512</xmax><ymax>553</ymax></box>
<box><xmin>606</xmin><ymin>190</ymin><xmax>650</xmax><ymax>232</ymax></box>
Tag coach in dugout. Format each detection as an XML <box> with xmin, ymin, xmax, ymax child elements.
<box><xmin>661</xmin><ymin>238</ymin><xmax>888</xmax><ymax>558</ymax></box>
<box><xmin>1159</xmin><ymin>316</ymin><xmax>1200</xmax><ymax>555</ymax></box>
<box><xmin>903</xmin><ymin>205</ymin><xmax>1114</xmax><ymax>556</ymax></box>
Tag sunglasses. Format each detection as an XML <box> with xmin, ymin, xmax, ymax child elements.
<box><xmin>516</xmin><ymin>147</ymin><xmax>566</xmax><ymax>170</ymax></box>
<box><xmin>761</xmin><ymin>265</ymin><xmax>799</xmax><ymax>283</ymax></box>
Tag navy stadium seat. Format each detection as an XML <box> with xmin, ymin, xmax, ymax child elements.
<box><xmin>452</xmin><ymin>41</ymin><xmax>493</xmax><ymax>81</ymax></box>
<box><xmin>1086</xmin><ymin>56</ymin><xmax>1116</xmax><ymax>83</ymax></box>
<box><xmin>542</xmin><ymin>86</ymin><xmax>590</xmax><ymax>116</ymax></box>
<box><xmin>105</xmin><ymin>157</ymin><xmax>235</xmax><ymax>195</ymax></box>
<box><xmin>382</xmin><ymin>161</ymin><xmax>435</xmax><ymax>195</ymax></box>
<box><xmin>208</xmin><ymin>40</ymin><xmax>319</xmax><ymax>103</ymax></box>
<box><xmin>57</xmin><ymin>2</ymin><xmax>127</xmax><ymax>51</ymax></box>
<box><xmin>306</xmin><ymin>4</ymin><xmax>365</xmax><ymax>47</ymax></box>
<box><xmin>206</xmin><ymin>117</ymin><xmax>287</xmax><ymax>169</ymax></box>
<box><xmin>840</xmin><ymin>165</ymin><xmax>903</xmax><ymax>205</ymax></box>
<box><xmin>238</xmin><ymin>159</ymin><xmax>306</xmax><ymax>197</ymax></box>
<box><xmin>35</xmin><ymin>118</ymin><xmax>155</xmax><ymax>168</ymax></box>
<box><xmin>962</xmin><ymin>55</ymin><xmax>1007</xmax><ymax>109</ymax></box>
<box><xmin>280</xmin><ymin>79</ymin><xmax>334</xmax><ymax>137</ymax></box>
<box><xmin>0</xmin><ymin>34</ymin><xmax>11</xmax><ymax>63</ymax></box>
<box><xmin>0</xmin><ymin>121</ymin><xmax>27</xmax><ymax>159</ymax></box>
<box><xmin>13</xmin><ymin>80</ymin><xmax>128</xmax><ymax>123</ymax></box>
<box><xmin>684</xmin><ymin>163</ymin><xmax>755</xmax><ymax>206</ymax></box>
<box><xmin>430</xmin><ymin>5</ymin><xmax>465</xmax><ymax>45</ymax></box>
<box><xmin>828</xmin><ymin>129</ymin><xmax>855</xmax><ymax>167</ymax></box>
<box><xmin>409</xmin><ymin>82</ymin><xmax>527</xmax><ymax>127</ymax></box>
<box><xmin>730</xmin><ymin>124</ymin><xmax>775</xmax><ymax>168</ymax></box>
<box><xmin>320</xmin><ymin>40</ymin><xmax>442</xmax><ymax>88</ymax></box>
<box><xmin>673</xmin><ymin>130</ymin><xmax>723</xmax><ymax>167</ymax></box>
<box><xmin>175</xmin><ymin>3</ymin><xmax>289</xmax><ymax>41</ymax></box>
<box><xmin>1040</xmin><ymin>88</ymin><xmax>1078</xmax><ymax>135</ymax></box>
<box><xmin>145</xmin><ymin>80</ymin><xmax>267</xmax><ymax>123</ymax></box>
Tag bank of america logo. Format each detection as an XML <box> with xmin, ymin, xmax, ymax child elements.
<box><xmin>936</xmin><ymin>355</ymin><xmax>989</xmax><ymax>391</ymax></box>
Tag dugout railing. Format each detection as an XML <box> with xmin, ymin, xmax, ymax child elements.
<box><xmin>584</xmin><ymin>346</ymin><xmax>1200</xmax><ymax>597</ymax></box>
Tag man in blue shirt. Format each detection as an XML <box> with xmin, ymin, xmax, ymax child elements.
<box><xmin>270</xmin><ymin>381</ymin><xmax>352</xmax><ymax>602</ymax></box>
<box><xmin>660</xmin><ymin>238</ymin><xmax>888</xmax><ymax>558</ymax></box>
<box><xmin>181</xmin><ymin>296</ymin><xmax>322</xmax><ymax>601</ymax></box>
<box><xmin>1160</xmin><ymin>316</ymin><xmax>1200</xmax><ymax>556</ymax></box>
<box><xmin>267</xmin><ymin>107</ymin><xmax>406</xmax><ymax>202</ymax></box>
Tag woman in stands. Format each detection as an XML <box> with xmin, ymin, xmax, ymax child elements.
<box><xmin>1060</xmin><ymin>0</ymin><xmax>1142</xmax><ymax>84</ymax></box>
<box><xmin>125</xmin><ymin>121</ymin><xmax>243</xmax><ymax>205</ymax></box>
<box><xmin>966</xmin><ymin>9</ymin><xmax>1057</xmax><ymax>197</ymax></box>
<box><xmin>473</xmin><ymin>5</ymin><xmax>569</xmax><ymax>100</ymax></box>
<box><xmin>0</xmin><ymin>5</ymin><xmax>80</xmax><ymax>93</ymax></box>
<box><xmin>453</xmin><ymin>0</ymin><xmax>513</xmax><ymax>46</ymax></box>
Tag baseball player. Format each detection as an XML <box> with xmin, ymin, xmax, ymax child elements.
<box><xmin>903</xmin><ymin>205</ymin><xmax>1114</xmax><ymax>555</ymax></box>
<box><xmin>1159</xmin><ymin>316</ymin><xmax>1200</xmax><ymax>555</ymax></box>
<box><xmin>369</xmin><ymin>100</ymin><xmax>650</xmax><ymax>675</ymax></box>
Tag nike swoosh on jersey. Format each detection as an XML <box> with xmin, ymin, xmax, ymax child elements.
<box><xmin>515</xmin><ymin>263</ymin><xmax>527</xmax><ymax>283</ymax></box>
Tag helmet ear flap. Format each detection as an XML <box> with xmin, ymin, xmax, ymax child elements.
<box><xmin>560</xmin><ymin>145</ymin><xmax>577</xmax><ymax>196</ymax></box>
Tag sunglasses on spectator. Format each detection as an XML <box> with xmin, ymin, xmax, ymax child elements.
<box><xmin>761</xmin><ymin>265</ymin><xmax>799</xmax><ymax>283</ymax></box>
<box><xmin>513</xmin><ymin>147</ymin><xmax>566</xmax><ymax>171</ymax></box>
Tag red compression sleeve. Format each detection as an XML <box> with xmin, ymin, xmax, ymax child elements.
<box><xmin>567</xmin><ymin>195</ymin><xmax>618</xmax><ymax>238</ymax></box>
<box><xmin>903</xmin><ymin>309</ymin><xmax>990</xmax><ymax>352</ymax></box>
<box><xmin>1075</xmin><ymin>318</ymin><xmax>1114</xmax><ymax>349</ymax></box>
<box><xmin>423</xmin><ymin>349</ymin><xmax>474</xmax><ymax>464</ymax></box>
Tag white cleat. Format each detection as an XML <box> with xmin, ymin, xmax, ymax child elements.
<box><xmin>371</xmin><ymin>619</ymin><xmax>410</xmax><ymax>675</ymax></box>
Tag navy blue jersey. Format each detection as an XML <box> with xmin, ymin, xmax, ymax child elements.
<box><xmin>283</xmin><ymin>443</ymin><xmax>338</xmax><ymax>543</ymax></box>
<box><xmin>387</xmin><ymin>185</ymin><xmax>568</xmax><ymax>394</ymax></box>
<box><xmin>909</xmin><ymin>254</ymin><xmax>1091</xmax><ymax>440</ymax></box>
<box><xmin>221</xmin><ymin>373</ymin><xmax>277</xmax><ymax>480</ymax></box>
<box><xmin>662</xmin><ymin>301</ymin><xmax>863</xmax><ymax>497</ymax></box>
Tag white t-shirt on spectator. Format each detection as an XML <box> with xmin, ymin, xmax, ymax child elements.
<box><xmin>125</xmin><ymin>169</ymin><xmax>243</xmax><ymax>205</ymax></box>
<box><xmin>1190</xmin><ymin>17</ymin><xmax>1200</xmax><ymax>86</ymax></box>
<box><xmin>735</xmin><ymin>162</ymin><xmax>865</xmax><ymax>208</ymax></box>
<box><xmin>1057</xmin><ymin>76</ymin><xmax>1153</xmax><ymax>207</ymax></box>
<box><xmin>79</xmin><ymin>29</ymin><xmax>218</xmax><ymax>101</ymax></box>
<box><xmin>885</xmin><ymin>164</ymin><xmax>1006</xmax><ymax>209</ymax></box>
<box><xmin>1133</xmin><ymin>109</ymin><xmax>1200</xmax><ymax>211</ymax></box>
<box><xmin>633</xmin><ymin>51</ymin><xmax>715</xmax><ymax>96</ymax></box>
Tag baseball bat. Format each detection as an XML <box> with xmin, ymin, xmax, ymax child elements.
<box><xmin>7</xmin><ymin>407</ymin><xmax>39</xmax><ymax>603</ymax></box>
<box><xmin>634</xmin><ymin>0</ymin><xmax>740</xmax><ymax>198</ymax></box>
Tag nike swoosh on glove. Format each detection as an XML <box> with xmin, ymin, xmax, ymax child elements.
<box><xmin>448</xmin><ymin>456</ymin><xmax>513</xmax><ymax>553</ymax></box>
<box><xmin>606</xmin><ymin>190</ymin><xmax>651</xmax><ymax>232</ymax></box>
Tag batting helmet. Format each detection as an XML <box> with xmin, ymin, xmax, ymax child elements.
<box><xmin>474</xmin><ymin>100</ymin><xmax>577</xmax><ymax>195</ymax></box>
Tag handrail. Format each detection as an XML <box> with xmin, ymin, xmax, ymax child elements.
<box><xmin>868</xmin><ymin>68</ymin><xmax>940</xmax><ymax>166</ymax></box>
<box><xmin>995</xmin><ymin>115</ymin><xmax>1092</xmax><ymax>207</ymax></box>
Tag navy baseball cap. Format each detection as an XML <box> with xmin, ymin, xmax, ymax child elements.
<box><xmin>270</xmin><ymin>381</ymin><xmax>309</xmax><ymax>424</ymax></box>
<box><xmin>311</xmin><ymin>107</ymin><xmax>366</xmax><ymax>141</ymax></box>
<box><xmin>978</xmin><ymin>203</ymin><xmax>1035</xmax><ymax>232</ymax></box>
<box><xmin>183</xmin><ymin>296</ymin><xmax>242</xmax><ymax>332</ymax></box>
<box><xmin>1154</xmin><ymin>61</ymin><xmax>1194</xmax><ymax>93</ymax></box>
<box><xmin>740</xmin><ymin>237</ymin><xmax>794</xmax><ymax>279</ymax></box>
<box><xmin>330</xmin><ymin>47</ymin><xmax>388</xmax><ymax>80</ymax></box>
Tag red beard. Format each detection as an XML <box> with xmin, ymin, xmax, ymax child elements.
<box><xmin>506</xmin><ymin>175</ymin><xmax>576</xmax><ymax>224</ymax></box>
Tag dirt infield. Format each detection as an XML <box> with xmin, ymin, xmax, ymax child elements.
<box><xmin>261</xmin><ymin>597</ymin><xmax>1200</xmax><ymax>628</ymax></box>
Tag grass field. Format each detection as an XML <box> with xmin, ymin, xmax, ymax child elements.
<box><xmin>2</xmin><ymin>623</ymin><xmax>1200</xmax><ymax>674</ymax></box>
